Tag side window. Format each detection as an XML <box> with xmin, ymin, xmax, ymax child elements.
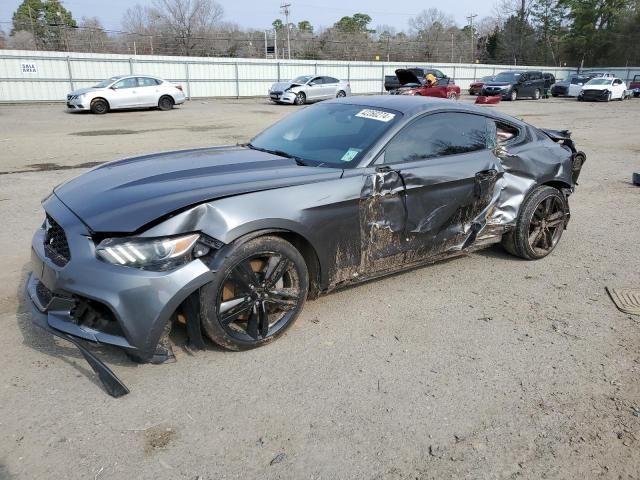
<box><xmin>519</xmin><ymin>73</ymin><xmax>529</xmax><ymax>81</ymax></box>
<box><xmin>325</xmin><ymin>77</ymin><xmax>339</xmax><ymax>84</ymax></box>
<box><xmin>138</xmin><ymin>77</ymin><xmax>159</xmax><ymax>87</ymax></box>
<box><xmin>383</xmin><ymin>113</ymin><xmax>491</xmax><ymax>165</ymax></box>
<box><xmin>494</xmin><ymin>121</ymin><xmax>520</xmax><ymax>145</ymax></box>
<box><xmin>113</xmin><ymin>77</ymin><xmax>137</xmax><ymax>89</ymax></box>
<box><xmin>310</xmin><ymin>77</ymin><xmax>322</xmax><ymax>85</ymax></box>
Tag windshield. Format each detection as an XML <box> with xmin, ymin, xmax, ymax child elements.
<box><xmin>480</xmin><ymin>76</ymin><xmax>494</xmax><ymax>81</ymax></box>
<box><xmin>493</xmin><ymin>72</ymin><xmax>521</xmax><ymax>82</ymax></box>
<box><xmin>586</xmin><ymin>78</ymin><xmax>612</xmax><ymax>86</ymax></box>
<box><xmin>93</xmin><ymin>76</ymin><xmax>121</xmax><ymax>88</ymax></box>
<box><xmin>291</xmin><ymin>75</ymin><xmax>312</xmax><ymax>84</ymax></box>
<box><xmin>569</xmin><ymin>76</ymin><xmax>589</xmax><ymax>84</ymax></box>
<box><xmin>249</xmin><ymin>103</ymin><xmax>402</xmax><ymax>168</ymax></box>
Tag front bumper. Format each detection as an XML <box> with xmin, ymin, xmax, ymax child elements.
<box><xmin>579</xmin><ymin>89</ymin><xmax>610</xmax><ymax>101</ymax></box>
<box><xmin>481</xmin><ymin>87</ymin><xmax>511</xmax><ymax>98</ymax></box>
<box><xmin>26</xmin><ymin>194</ymin><xmax>214</xmax><ymax>361</ymax></box>
<box><xmin>66</xmin><ymin>95</ymin><xmax>89</xmax><ymax>110</ymax></box>
<box><xmin>268</xmin><ymin>91</ymin><xmax>296</xmax><ymax>104</ymax></box>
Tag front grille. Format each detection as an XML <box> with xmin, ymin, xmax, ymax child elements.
<box><xmin>270</xmin><ymin>90</ymin><xmax>283</xmax><ymax>95</ymax></box>
<box><xmin>44</xmin><ymin>214</ymin><xmax>71</xmax><ymax>267</ymax></box>
<box><xmin>36</xmin><ymin>280</ymin><xmax>53</xmax><ymax>307</ymax></box>
<box><xmin>67</xmin><ymin>94</ymin><xmax>78</xmax><ymax>101</ymax></box>
<box><xmin>552</xmin><ymin>85</ymin><xmax>568</xmax><ymax>95</ymax></box>
<box><xmin>581</xmin><ymin>89</ymin><xmax>608</xmax><ymax>100</ymax></box>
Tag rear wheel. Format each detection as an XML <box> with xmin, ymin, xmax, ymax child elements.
<box><xmin>90</xmin><ymin>98</ymin><xmax>109</xmax><ymax>114</ymax></box>
<box><xmin>447</xmin><ymin>91</ymin><xmax>458</xmax><ymax>100</ymax></box>
<box><xmin>201</xmin><ymin>236</ymin><xmax>309</xmax><ymax>351</ymax></box>
<box><xmin>158</xmin><ymin>95</ymin><xmax>174</xmax><ymax>111</ymax></box>
<box><xmin>502</xmin><ymin>186</ymin><xmax>568</xmax><ymax>260</ymax></box>
<box><xmin>336</xmin><ymin>90</ymin><xmax>346</xmax><ymax>98</ymax></box>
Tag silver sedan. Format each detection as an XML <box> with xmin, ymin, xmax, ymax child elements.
<box><xmin>268</xmin><ymin>75</ymin><xmax>351</xmax><ymax>105</ymax></box>
<box><xmin>66</xmin><ymin>75</ymin><xmax>186</xmax><ymax>114</ymax></box>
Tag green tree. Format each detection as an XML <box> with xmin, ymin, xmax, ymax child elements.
<box><xmin>297</xmin><ymin>20</ymin><xmax>313</xmax><ymax>33</ymax></box>
<box><xmin>333</xmin><ymin>13</ymin><xmax>372</xmax><ymax>33</ymax></box>
<box><xmin>12</xmin><ymin>0</ymin><xmax>76</xmax><ymax>50</ymax></box>
<box><xmin>530</xmin><ymin>0</ymin><xmax>567</xmax><ymax>64</ymax></box>
<box><xmin>272</xmin><ymin>18</ymin><xmax>284</xmax><ymax>31</ymax></box>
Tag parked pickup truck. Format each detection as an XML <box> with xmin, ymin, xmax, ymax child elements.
<box><xmin>384</xmin><ymin>67</ymin><xmax>447</xmax><ymax>92</ymax></box>
<box><xmin>630</xmin><ymin>74</ymin><xmax>640</xmax><ymax>97</ymax></box>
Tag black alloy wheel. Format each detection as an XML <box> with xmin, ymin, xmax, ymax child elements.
<box><xmin>201</xmin><ymin>236</ymin><xmax>308</xmax><ymax>350</ymax></box>
<box><xmin>502</xmin><ymin>186</ymin><xmax>568</xmax><ymax>260</ymax></box>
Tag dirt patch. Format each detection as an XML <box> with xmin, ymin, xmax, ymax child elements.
<box><xmin>71</xmin><ymin>129</ymin><xmax>140</xmax><ymax>136</ymax></box>
<box><xmin>144</xmin><ymin>426</ymin><xmax>176</xmax><ymax>453</ymax></box>
<box><xmin>0</xmin><ymin>161</ymin><xmax>105</xmax><ymax>175</ymax></box>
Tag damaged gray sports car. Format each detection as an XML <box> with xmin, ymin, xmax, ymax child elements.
<box><xmin>27</xmin><ymin>96</ymin><xmax>585</xmax><ymax>396</ymax></box>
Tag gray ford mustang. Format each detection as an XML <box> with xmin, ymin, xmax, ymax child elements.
<box><xmin>26</xmin><ymin>96</ymin><xmax>585</xmax><ymax>396</ymax></box>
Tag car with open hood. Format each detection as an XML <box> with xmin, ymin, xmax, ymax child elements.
<box><xmin>26</xmin><ymin>96</ymin><xmax>586</xmax><ymax>396</ymax></box>
<box><xmin>268</xmin><ymin>75</ymin><xmax>351</xmax><ymax>105</ymax></box>
<box><xmin>390</xmin><ymin>69</ymin><xmax>460</xmax><ymax>99</ymax></box>
<box><xmin>66</xmin><ymin>75</ymin><xmax>186</xmax><ymax>114</ymax></box>
<box><xmin>578</xmin><ymin>77</ymin><xmax>627</xmax><ymax>101</ymax></box>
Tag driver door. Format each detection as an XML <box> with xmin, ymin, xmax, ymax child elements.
<box><xmin>108</xmin><ymin>77</ymin><xmax>139</xmax><ymax>108</ymax></box>
<box><xmin>305</xmin><ymin>77</ymin><xmax>324</xmax><ymax>101</ymax></box>
<box><xmin>359</xmin><ymin>112</ymin><xmax>503</xmax><ymax>269</ymax></box>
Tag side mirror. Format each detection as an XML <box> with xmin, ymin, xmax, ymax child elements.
<box><xmin>110</xmin><ymin>86</ymin><xmax>117</xmax><ymax>90</ymax></box>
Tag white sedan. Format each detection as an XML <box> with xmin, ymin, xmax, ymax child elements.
<box><xmin>578</xmin><ymin>77</ymin><xmax>627</xmax><ymax>102</ymax></box>
<box><xmin>268</xmin><ymin>75</ymin><xmax>351</xmax><ymax>105</ymax></box>
<box><xmin>66</xmin><ymin>75</ymin><xmax>186</xmax><ymax>114</ymax></box>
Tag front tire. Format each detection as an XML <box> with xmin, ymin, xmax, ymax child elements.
<box><xmin>510</xmin><ymin>89</ymin><xmax>518</xmax><ymax>101</ymax></box>
<box><xmin>502</xmin><ymin>186</ymin><xmax>569</xmax><ymax>260</ymax></box>
<box><xmin>534</xmin><ymin>89</ymin><xmax>541</xmax><ymax>100</ymax></box>
<box><xmin>294</xmin><ymin>92</ymin><xmax>306</xmax><ymax>105</ymax></box>
<box><xmin>90</xmin><ymin>98</ymin><xmax>109</xmax><ymax>114</ymax></box>
<box><xmin>201</xmin><ymin>236</ymin><xmax>309</xmax><ymax>351</ymax></box>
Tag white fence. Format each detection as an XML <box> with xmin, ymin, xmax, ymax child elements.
<box><xmin>1</xmin><ymin>49</ymin><xmax>639</xmax><ymax>102</ymax></box>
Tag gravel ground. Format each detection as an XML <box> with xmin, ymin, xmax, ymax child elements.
<box><xmin>0</xmin><ymin>96</ymin><xmax>639</xmax><ymax>480</ymax></box>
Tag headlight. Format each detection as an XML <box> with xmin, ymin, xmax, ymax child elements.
<box><xmin>96</xmin><ymin>233</ymin><xmax>204</xmax><ymax>271</ymax></box>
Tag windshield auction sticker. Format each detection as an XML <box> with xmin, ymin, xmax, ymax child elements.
<box><xmin>355</xmin><ymin>109</ymin><xmax>396</xmax><ymax>122</ymax></box>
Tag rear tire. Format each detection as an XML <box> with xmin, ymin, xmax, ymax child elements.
<box><xmin>502</xmin><ymin>186</ymin><xmax>569</xmax><ymax>260</ymax></box>
<box><xmin>158</xmin><ymin>95</ymin><xmax>174</xmax><ymax>111</ymax></box>
<box><xmin>336</xmin><ymin>90</ymin><xmax>346</xmax><ymax>98</ymax></box>
<box><xmin>90</xmin><ymin>98</ymin><xmax>109</xmax><ymax>115</ymax></box>
<box><xmin>201</xmin><ymin>236</ymin><xmax>309</xmax><ymax>351</ymax></box>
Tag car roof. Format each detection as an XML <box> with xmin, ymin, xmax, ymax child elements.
<box><xmin>324</xmin><ymin>95</ymin><xmax>524</xmax><ymax>125</ymax></box>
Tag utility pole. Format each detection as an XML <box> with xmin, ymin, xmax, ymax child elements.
<box><xmin>27</xmin><ymin>5</ymin><xmax>38</xmax><ymax>50</ymax></box>
<box><xmin>466</xmin><ymin>13</ymin><xmax>477</xmax><ymax>64</ymax></box>
<box><xmin>280</xmin><ymin>3</ymin><xmax>291</xmax><ymax>60</ymax></box>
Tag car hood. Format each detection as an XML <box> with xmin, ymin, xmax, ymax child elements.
<box><xmin>53</xmin><ymin>146</ymin><xmax>343</xmax><ymax>233</ymax></box>
<box><xmin>69</xmin><ymin>87</ymin><xmax>101</xmax><ymax>95</ymax></box>
<box><xmin>271</xmin><ymin>81</ymin><xmax>303</xmax><ymax>92</ymax></box>
<box><xmin>484</xmin><ymin>81</ymin><xmax>513</xmax><ymax>87</ymax></box>
<box><xmin>395</xmin><ymin>69</ymin><xmax>423</xmax><ymax>86</ymax></box>
<box><xmin>582</xmin><ymin>84</ymin><xmax>612</xmax><ymax>90</ymax></box>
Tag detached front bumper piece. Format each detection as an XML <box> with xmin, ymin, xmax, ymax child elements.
<box><xmin>26</xmin><ymin>280</ymin><xmax>129</xmax><ymax>397</ymax></box>
<box><xmin>25</xmin><ymin>194</ymin><xmax>215</xmax><ymax>396</ymax></box>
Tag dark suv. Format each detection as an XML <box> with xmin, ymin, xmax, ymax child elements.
<box><xmin>481</xmin><ymin>71</ymin><xmax>545</xmax><ymax>101</ymax></box>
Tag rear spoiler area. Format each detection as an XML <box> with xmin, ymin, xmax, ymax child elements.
<box><xmin>540</xmin><ymin>128</ymin><xmax>586</xmax><ymax>185</ymax></box>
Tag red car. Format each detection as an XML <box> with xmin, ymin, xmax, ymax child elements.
<box><xmin>469</xmin><ymin>76</ymin><xmax>495</xmax><ymax>95</ymax></box>
<box><xmin>393</xmin><ymin>69</ymin><xmax>460</xmax><ymax>99</ymax></box>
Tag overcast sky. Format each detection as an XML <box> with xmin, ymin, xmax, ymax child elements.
<box><xmin>1</xmin><ymin>0</ymin><xmax>484</xmax><ymax>34</ymax></box>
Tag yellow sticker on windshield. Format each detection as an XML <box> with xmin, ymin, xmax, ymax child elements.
<box><xmin>355</xmin><ymin>109</ymin><xmax>396</xmax><ymax>122</ymax></box>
